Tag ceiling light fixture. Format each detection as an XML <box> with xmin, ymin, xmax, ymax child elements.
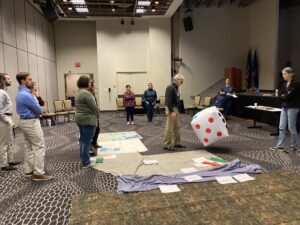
<box><xmin>136</xmin><ymin>7</ymin><xmax>146</xmax><ymax>13</ymax></box>
<box><xmin>138</xmin><ymin>1</ymin><xmax>151</xmax><ymax>6</ymax></box>
<box><xmin>155</xmin><ymin>1</ymin><xmax>159</xmax><ymax>4</ymax></box>
<box><xmin>75</xmin><ymin>7</ymin><xmax>89</xmax><ymax>13</ymax></box>
<box><xmin>68</xmin><ymin>7</ymin><xmax>72</xmax><ymax>10</ymax></box>
<box><xmin>152</xmin><ymin>8</ymin><xmax>156</xmax><ymax>12</ymax></box>
<box><xmin>63</xmin><ymin>0</ymin><xmax>68</xmax><ymax>2</ymax></box>
<box><xmin>110</xmin><ymin>0</ymin><xmax>114</xmax><ymax>3</ymax></box>
<box><xmin>112</xmin><ymin>8</ymin><xmax>115</xmax><ymax>12</ymax></box>
<box><xmin>70</xmin><ymin>0</ymin><xmax>85</xmax><ymax>4</ymax></box>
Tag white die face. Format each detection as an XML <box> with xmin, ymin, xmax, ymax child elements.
<box><xmin>191</xmin><ymin>106</ymin><xmax>228</xmax><ymax>146</ymax></box>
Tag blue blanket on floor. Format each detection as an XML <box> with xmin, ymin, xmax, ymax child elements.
<box><xmin>117</xmin><ymin>159</ymin><xmax>261</xmax><ymax>194</ymax></box>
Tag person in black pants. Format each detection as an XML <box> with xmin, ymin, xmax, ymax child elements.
<box><xmin>143</xmin><ymin>83</ymin><xmax>157</xmax><ymax>122</ymax></box>
<box><xmin>88</xmin><ymin>81</ymin><xmax>101</xmax><ymax>156</ymax></box>
<box><xmin>124</xmin><ymin>85</ymin><xmax>135</xmax><ymax>125</ymax></box>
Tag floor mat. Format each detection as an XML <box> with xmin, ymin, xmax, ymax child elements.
<box><xmin>70</xmin><ymin>171</ymin><xmax>300</xmax><ymax>225</ymax></box>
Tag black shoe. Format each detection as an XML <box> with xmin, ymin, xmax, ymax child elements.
<box><xmin>269</xmin><ymin>146</ymin><xmax>284</xmax><ymax>152</ymax></box>
<box><xmin>163</xmin><ymin>146</ymin><xmax>175</xmax><ymax>151</ymax></box>
<box><xmin>92</xmin><ymin>144</ymin><xmax>102</xmax><ymax>148</ymax></box>
<box><xmin>1</xmin><ymin>165</ymin><xmax>17</xmax><ymax>171</ymax></box>
<box><xmin>174</xmin><ymin>144</ymin><xmax>186</xmax><ymax>148</ymax></box>
<box><xmin>284</xmin><ymin>147</ymin><xmax>298</xmax><ymax>154</ymax></box>
<box><xmin>8</xmin><ymin>161</ymin><xmax>22</xmax><ymax>166</ymax></box>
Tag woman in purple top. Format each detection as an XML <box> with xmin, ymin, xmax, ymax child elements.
<box><xmin>124</xmin><ymin>85</ymin><xmax>135</xmax><ymax>125</ymax></box>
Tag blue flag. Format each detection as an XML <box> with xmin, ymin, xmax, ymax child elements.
<box><xmin>252</xmin><ymin>50</ymin><xmax>259</xmax><ymax>88</ymax></box>
<box><xmin>246</xmin><ymin>49</ymin><xmax>252</xmax><ymax>89</ymax></box>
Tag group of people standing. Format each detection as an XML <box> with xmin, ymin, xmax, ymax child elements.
<box><xmin>0</xmin><ymin>72</ymin><xmax>53</xmax><ymax>181</ymax></box>
<box><xmin>123</xmin><ymin>83</ymin><xmax>157</xmax><ymax>125</ymax></box>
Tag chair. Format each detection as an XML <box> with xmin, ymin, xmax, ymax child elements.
<box><xmin>198</xmin><ymin>96</ymin><xmax>212</xmax><ymax>110</ymax></box>
<box><xmin>40</xmin><ymin>101</ymin><xmax>56</xmax><ymax>126</ymax></box>
<box><xmin>53</xmin><ymin>100</ymin><xmax>68</xmax><ymax>123</ymax></box>
<box><xmin>135</xmin><ymin>97</ymin><xmax>144</xmax><ymax>113</ymax></box>
<box><xmin>116</xmin><ymin>97</ymin><xmax>125</xmax><ymax>117</ymax></box>
<box><xmin>186</xmin><ymin>95</ymin><xmax>201</xmax><ymax>114</ymax></box>
<box><xmin>157</xmin><ymin>96</ymin><xmax>165</xmax><ymax>115</ymax></box>
<box><xmin>63</xmin><ymin>99</ymin><xmax>76</xmax><ymax>122</ymax></box>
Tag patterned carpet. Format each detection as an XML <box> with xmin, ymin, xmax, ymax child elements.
<box><xmin>0</xmin><ymin>112</ymin><xmax>300</xmax><ymax>225</ymax></box>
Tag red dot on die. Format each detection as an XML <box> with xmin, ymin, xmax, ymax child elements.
<box><xmin>208</xmin><ymin>117</ymin><xmax>214</xmax><ymax>123</ymax></box>
<box><xmin>203</xmin><ymin>138</ymin><xmax>209</xmax><ymax>143</ymax></box>
<box><xmin>217</xmin><ymin>131</ymin><xmax>222</xmax><ymax>137</ymax></box>
<box><xmin>205</xmin><ymin>128</ymin><xmax>211</xmax><ymax>133</ymax></box>
<box><xmin>195</xmin><ymin>124</ymin><xmax>201</xmax><ymax>129</ymax></box>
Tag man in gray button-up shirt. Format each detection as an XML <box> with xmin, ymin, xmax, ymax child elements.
<box><xmin>0</xmin><ymin>73</ymin><xmax>20</xmax><ymax>171</ymax></box>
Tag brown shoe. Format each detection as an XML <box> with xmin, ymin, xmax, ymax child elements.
<box><xmin>32</xmin><ymin>174</ymin><xmax>53</xmax><ymax>181</ymax></box>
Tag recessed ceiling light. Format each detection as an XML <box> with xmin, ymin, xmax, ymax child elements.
<box><xmin>68</xmin><ymin>7</ymin><xmax>72</xmax><ymax>10</ymax></box>
<box><xmin>155</xmin><ymin>1</ymin><xmax>159</xmax><ymax>4</ymax></box>
<box><xmin>75</xmin><ymin>7</ymin><xmax>89</xmax><ymax>12</ymax></box>
<box><xmin>138</xmin><ymin>1</ymin><xmax>151</xmax><ymax>6</ymax></box>
<box><xmin>70</xmin><ymin>0</ymin><xmax>85</xmax><ymax>4</ymax></box>
<box><xmin>110</xmin><ymin>0</ymin><xmax>114</xmax><ymax>3</ymax></box>
<box><xmin>152</xmin><ymin>8</ymin><xmax>156</xmax><ymax>12</ymax></box>
<box><xmin>63</xmin><ymin>0</ymin><xmax>68</xmax><ymax>2</ymax></box>
<box><xmin>112</xmin><ymin>8</ymin><xmax>115</xmax><ymax>11</ymax></box>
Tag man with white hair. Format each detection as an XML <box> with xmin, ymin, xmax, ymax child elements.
<box><xmin>163</xmin><ymin>74</ymin><xmax>186</xmax><ymax>150</ymax></box>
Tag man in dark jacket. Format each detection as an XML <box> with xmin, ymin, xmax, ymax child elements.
<box><xmin>163</xmin><ymin>74</ymin><xmax>186</xmax><ymax>151</ymax></box>
<box><xmin>270</xmin><ymin>67</ymin><xmax>300</xmax><ymax>153</ymax></box>
<box><xmin>143</xmin><ymin>83</ymin><xmax>157</xmax><ymax>122</ymax></box>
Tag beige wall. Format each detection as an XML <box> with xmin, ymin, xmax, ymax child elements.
<box><xmin>249</xmin><ymin>0</ymin><xmax>279</xmax><ymax>90</ymax></box>
<box><xmin>54</xmin><ymin>21</ymin><xmax>98</xmax><ymax>100</ymax></box>
<box><xmin>96</xmin><ymin>18</ymin><xmax>171</xmax><ymax>110</ymax></box>
<box><xmin>178</xmin><ymin>6</ymin><xmax>250</xmax><ymax>106</ymax></box>
<box><xmin>0</xmin><ymin>0</ymin><xmax>57</xmax><ymax>123</ymax></box>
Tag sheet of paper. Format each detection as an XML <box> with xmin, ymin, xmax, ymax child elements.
<box><xmin>232</xmin><ymin>94</ymin><xmax>238</xmax><ymax>98</ymax></box>
<box><xmin>180</xmin><ymin>167</ymin><xmax>198</xmax><ymax>173</ymax></box>
<box><xmin>183</xmin><ymin>175</ymin><xmax>203</xmax><ymax>182</ymax></box>
<box><xmin>193</xmin><ymin>163</ymin><xmax>210</xmax><ymax>168</ymax></box>
<box><xmin>159</xmin><ymin>185</ymin><xmax>181</xmax><ymax>193</ymax></box>
<box><xmin>233</xmin><ymin>174</ymin><xmax>255</xmax><ymax>182</ymax></box>
<box><xmin>143</xmin><ymin>159</ymin><xmax>159</xmax><ymax>165</ymax></box>
<box><xmin>215</xmin><ymin>176</ymin><xmax>237</xmax><ymax>184</ymax></box>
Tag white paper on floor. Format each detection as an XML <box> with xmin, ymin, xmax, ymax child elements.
<box><xmin>159</xmin><ymin>185</ymin><xmax>181</xmax><ymax>193</ymax></box>
<box><xmin>183</xmin><ymin>175</ymin><xmax>203</xmax><ymax>182</ymax></box>
<box><xmin>143</xmin><ymin>159</ymin><xmax>159</xmax><ymax>165</ymax></box>
<box><xmin>233</xmin><ymin>173</ymin><xmax>255</xmax><ymax>182</ymax></box>
<box><xmin>180</xmin><ymin>167</ymin><xmax>198</xmax><ymax>173</ymax></box>
<box><xmin>215</xmin><ymin>176</ymin><xmax>237</xmax><ymax>184</ymax></box>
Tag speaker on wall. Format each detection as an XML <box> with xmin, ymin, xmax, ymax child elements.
<box><xmin>183</xmin><ymin>16</ymin><xmax>193</xmax><ymax>32</ymax></box>
<box><xmin>35</xmin><ymin>0</ymin><xmax>58</xmax><ymax>22</ymax></box>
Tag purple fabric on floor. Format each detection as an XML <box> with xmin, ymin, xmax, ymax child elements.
<box><xmin>117</xmin><ymin>159</ymin><xmax>261</xmax><ymax>194</ymax></box>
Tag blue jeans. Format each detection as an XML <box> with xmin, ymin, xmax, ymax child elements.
<box><xmin>146</xmin><ymin>103</ymin><xmax>154</xmax><ymax>122</ymax></box>
<box><xmin>126</xmin><ymin>107</ymin><xmax>134</xmax><ymax>122</ymax></box>
<box><xmin>78</xmin><ymin>125</ymin><xmax>96</xmax><ymax>166</ymax></box>
<box><xmin>277</xmin><ymin>107</ymin><xmax>299</xmax><ymax>149</ymax></box>
<box><xmin>222</xmin><ymin>97</ymin><xmax>233</xmax><ymax>118</ymax></box>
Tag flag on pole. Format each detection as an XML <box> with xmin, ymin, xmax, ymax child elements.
<box><xmin>246</xmin><ymin>49</ymin><xmax>252</xmax><ymax>89</ymax></box>
<box><xmin>252</xmin><ymin>50</ymin><xmax>259</xmax><ymax>88</ymax></box>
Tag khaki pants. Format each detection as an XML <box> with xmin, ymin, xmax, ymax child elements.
<box><xmin>19</xmin><ymin>118</ymin><xmax>45</xmax><ymax>175</ymax></box>
<box><xmin>0</xmin><ymin>120</ymin><xmax>13</xmax><ymax>168</ymax></box>
<box><xmin>163</xmin><ymin>107</ymin><xmax>181</xmax><ymax>148</ymax></box>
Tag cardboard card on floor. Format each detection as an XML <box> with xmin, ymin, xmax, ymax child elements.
<box><xmin>180</xmin><ymin>167</ymin><xmax>198</xmax><ymax>173</ymax></box>
<box><xmin>159</xmin><ymin>185</ymin><xmax>181</xmax><ymax>193</ymax></box>
<box><xmin>102</xmin><ymin>155</ymin><xmax>117</xmax><ymax>160</ymax></box>
<box><xmin>233</xmin><ymin>174</ymin><xmax>255</xmax><ymax>182</ymax></box>
<box><xmin>183</xmin><ymin>175</ymin><xmax>203</xmax><ymax>182</ymax></box>
<box><xmin>143</xmin><ymin>159</ymin><xmax>159</xmax><ymax>165</ymax></box>
<box><xmin>215</xmin><ymin>176</ymin><xmax>237</xmax><ymax>184</ymax></box>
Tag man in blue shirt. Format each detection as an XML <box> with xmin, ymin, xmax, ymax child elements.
<box><xmin>16</xmin><ymin>72</ymin><xmax>53</xmax><ymax>181</ymax></box>
<box><xmin>220</xmin><ymin>78</ymin><xmax>236</xmax><ymax>120</ymax></box>
<box><xmin>143</xmin><ymin>83</ymin><xmax>157</xmax><ymax>122</ymax></box>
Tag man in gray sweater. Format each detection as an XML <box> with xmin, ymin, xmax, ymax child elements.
<box><xmin>163</xmin><ymin>74</ymin><xmax>186</xmax><ymax>151</ymax></box>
